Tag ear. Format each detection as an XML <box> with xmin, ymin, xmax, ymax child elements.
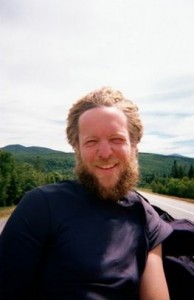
<box><xmin>74</xmin><ymin>144</ymin><xmax>80</xmax><ymax>155</ymax></box>
<box><xmin>131</xmin><ymin>144</ymin><xmax>138</xmax><ymax>155</ymax></box>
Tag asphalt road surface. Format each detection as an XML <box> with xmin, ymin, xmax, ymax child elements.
<box><xmin>139</xmin><ymin>191</ymin><xmax>194</xmax><ymax>222</ymax></box>
<box><xmin>1</xmin><ymin>192</ymin><xmax>194</xmax><ymax>234</ymax></box>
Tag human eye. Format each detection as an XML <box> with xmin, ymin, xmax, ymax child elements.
<box><xmin>111</xmin><ymin>137</ymin><xmax>126</xmax><ymax>144</ymax></box>
<box><xmin>84</xmin><ymin>139</ymin><xmax>98</xmax><ymax>147</ymax></box>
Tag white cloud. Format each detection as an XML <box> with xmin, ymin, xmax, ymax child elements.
<box><xmin>0</xmin><ymin>0</ymin><xmax>194</xmax><ymax>157</ymax></box>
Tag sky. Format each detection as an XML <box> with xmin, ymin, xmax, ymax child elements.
<box><xmin>0</xmin><ymin>0</ymin><xmax>194</xmax><ymax>157</ymax></box>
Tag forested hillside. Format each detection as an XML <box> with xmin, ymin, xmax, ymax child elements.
<box><xmin>2</xmin><ymin>144</ymin><xmax>75</xmax><ymax>173</ymax></box>
<box><xmin>0</xmin><ymin>144</ymin><xmax>194</xmax><ymax>207</ymax></box>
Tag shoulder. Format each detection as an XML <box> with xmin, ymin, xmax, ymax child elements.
<box><xmin>131</xmin><ymin>191</ymin><xmax>173</xmax><ymax>250</ymax></box>
<box><xmin>25</xmin><ymin>180</ymin><xmax>83</xmax><ymax>200</ymax></box>
<box><xmin>4</xmin><ymin>181</ymin><xmax>86</xmax><ymax>235</ymax></box>
<box><xmin>35</xmin><ymin>180</ymin><xmax>80</xmax><ymax>194</ymax></box>
<box><xmin>16</xmin><ymin>180</ymin><xmax>86</xmax><ymax>214</ymax></box>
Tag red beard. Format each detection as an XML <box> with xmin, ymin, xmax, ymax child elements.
<box><xmin>75</xmin><ymin>153</ymin><xmax>139</xmax><ymax>201</ymax></box>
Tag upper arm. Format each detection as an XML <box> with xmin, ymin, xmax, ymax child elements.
<box><xmin>139</xmin><ymin>244</ymin><xmax>170</xmax><ymax>300</ymax></box>
<box><xmin>0</xmin><ymin>189</ymin><xmax>50</xmax><ymax>297</ymax></box>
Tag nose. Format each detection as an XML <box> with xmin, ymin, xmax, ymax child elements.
<box><xmin>97</xmin><ymin>140</ymin><xmax>113</xmax><ymax>159</ymax></box>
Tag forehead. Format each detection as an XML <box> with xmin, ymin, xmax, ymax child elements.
<box><xmin>78</xmin><ymin>106</ymin><xmax>128</xmax><ymax>133</ymax></box>
<box><xmin>79</xmin><ymin>106</ymin><xmax>127</xmax><ymax>123</ymax></box>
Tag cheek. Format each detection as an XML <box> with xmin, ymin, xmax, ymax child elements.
<box><xmin>117</xmin><ymin>146</ymin><xmax>132</xmax><ymax>160</ymax></box>
<box><xmin>79</xmin><ymin>147</ymin><xmax>95</xmax><ymax>166</ymax></box>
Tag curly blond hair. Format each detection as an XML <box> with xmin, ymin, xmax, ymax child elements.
<box><xmin>66</xmin><ymin>87</ymin><xmax>143</xmax><ymax>149</ymax></box>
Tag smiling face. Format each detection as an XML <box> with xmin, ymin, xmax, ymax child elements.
<box><xmin>76</xmin><ymin>106</ymin><xmax>139</xmax><ymax>200</ymax></box>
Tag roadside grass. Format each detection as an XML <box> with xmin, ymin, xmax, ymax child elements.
<box><xmin>0</xmin><ymin>206</ymin><xmax>16</xmax><ymax>219</ymax></box>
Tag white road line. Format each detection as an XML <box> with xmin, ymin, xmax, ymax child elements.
<box><xmin>150</xmin><ymin>199</ymin><xmax>194</xmax><ymax>215</ymax></box>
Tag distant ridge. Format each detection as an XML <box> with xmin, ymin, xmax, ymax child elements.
<box><xmin>1</xmin><ymin>144</ymin><xmax>192</xmax><ymax>158</ymax></box>
<box><xmin>169</xmin><ymin>153</ymin><xmax>185</xmax><ymax>158</ymax></box>
<box><xmin>1</xmin><ymin>144</ymin><xmax>66</xmax><ymax>155</ymax></box>
<box><xmin>0</xmin><ymin>144</ymin><xmax>75</xmax><ymax>173</ymax></box>
<box><xmin>1</xmin><ymin>144</ymin><xmax>194</xmax><ymax>177</ymax></box>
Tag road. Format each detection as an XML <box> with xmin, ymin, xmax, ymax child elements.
<box><xmin>0</xmin><ymin>217</ymin><xmax>9</xmax><ymax>235</ymax></box>
<box><xmin>0</xmin><ymin>192</ymin><xmax>194</xmax><ymax>234</ymax></box>
<box><xmin>139</xmin><ymin>191</ymin><xmax>194</xmax><ymax>222</ymax></box>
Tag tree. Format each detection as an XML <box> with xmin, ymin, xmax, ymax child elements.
<box><xmin>34</xmin><ymin>155</ymin><xmax>45</xmax><ymax>172</ymax></box>
<box><xmin>0</xmin><ymin>151</ymin><xmax>16</xmax><ymax>206</ymax></box>
<box><xmin>188</xmin><ymin>164</ymin><xmax>194</xmax><ymax>179</ymax></box>
<box><xmin>18</xmin><ymin>163</ymin><xmax>39</xmax><ymax>193</ymax></box>
<box><xmin>6</xmin><ymin>170</ymin><xmax>21</xmax><ymax>206</ymax></box>
<box><xmin>171</xmin><ymin>160</ymin><xmax>179</xmax><ymax>178</ymax></box>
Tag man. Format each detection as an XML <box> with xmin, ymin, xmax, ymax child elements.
<box><xmin>0</xmin><ymin>87</ymin><xmax>172</xmax><ymax>299</ymax></box>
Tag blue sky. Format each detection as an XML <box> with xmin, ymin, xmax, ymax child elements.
<box><xmin>0</xmin><ymin>0</ymin><xmax>194</xmax><ymax>157</ymax></box>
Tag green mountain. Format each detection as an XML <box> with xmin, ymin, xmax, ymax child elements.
<box><xmin>1</xmin><ymin>144</ymin><xmax>194</xmax><ymax>178</ymax></box>
<box><xmin>139</xmin><ymin>152</ymin><xmax>194</xmax><ymax>178</ymax></box>
<box><xmin>1</xmin><ymin>144</ymin><xmax>75</xmax><ymax>173</ymax></box>
<box><xmin>2</xmin><ymin>144</ymin><xmax>65</xmax><ymax>155</ymax></box>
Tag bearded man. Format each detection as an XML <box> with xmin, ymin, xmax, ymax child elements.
<box><xmin>0</xmin><ymin>87</ymin><xmax>172</xmax><ymax>300</ymax></box>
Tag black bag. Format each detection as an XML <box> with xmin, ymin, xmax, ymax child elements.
<box><xmin>136</xmin><ymin>191</ymin><xmax>194</xmax><ymax>300</ymax></box>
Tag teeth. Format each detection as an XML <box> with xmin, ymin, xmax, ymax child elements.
<box><xmin>98</xmin><ymin>165</ymin><xmax>115</xmax><ymax>169</ymax></box>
